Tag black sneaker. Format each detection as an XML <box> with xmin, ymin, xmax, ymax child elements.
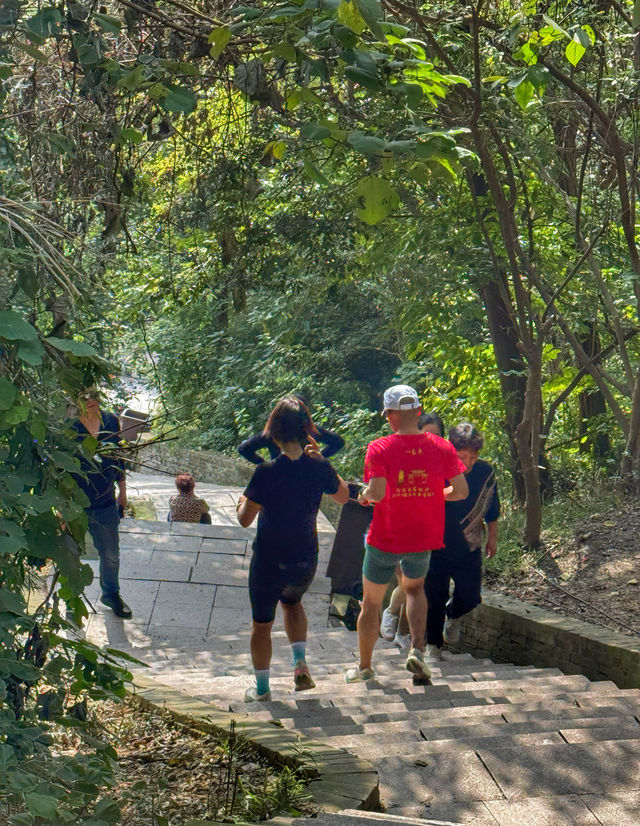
<box><xmin>100</xmin><ymin>594</ymin><xmax>133</xmax><ymax>619</ymax></box>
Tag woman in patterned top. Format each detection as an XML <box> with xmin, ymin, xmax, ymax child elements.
<box><xmin>168</xmin><ymin>473</ymin><xmax>211</xmax><ymax>524</ymax></box>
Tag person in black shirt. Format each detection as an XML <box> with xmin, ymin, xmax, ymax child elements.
<box><xmin>425</xmin><ymin>423</ymin><xmax>499</xmax><ymax>660</ymax></box>
<box><xmin>237</xmin><ymin>394</ymin><xmax>345</xmax><ymax>465</ymax></box>
<box><xmin>70</xmin><ymin>387</ymin><xmax>132</xmax><ymax>619</ymax></box>
<box><xmin>236</xmin><ymin>396</ymin><xmax>349</xmax><ymax>702</ymax></box>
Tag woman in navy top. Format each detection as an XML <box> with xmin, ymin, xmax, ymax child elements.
<box><xmin>236</xmin><ymin>396</ymin><xmax>349</xmax><ymax>702</ymax></box>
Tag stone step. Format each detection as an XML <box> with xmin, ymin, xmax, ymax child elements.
<box><xmin>298</xmin><ymin>809</ymin><xmax>462</xmax><ymax>826</ymax></box>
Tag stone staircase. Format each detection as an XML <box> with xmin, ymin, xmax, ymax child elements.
<box><xmin>83</xmin><ymin>474</ymin><xmax>640</xmax><ymax>826</ymax></box>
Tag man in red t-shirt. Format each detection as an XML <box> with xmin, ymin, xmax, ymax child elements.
<box><xmin>346</xmin><ymin>385</ymin><xmax>468</xmax><ymax>684</ymax></box>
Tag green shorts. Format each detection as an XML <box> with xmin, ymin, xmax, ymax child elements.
<box><xmin>363</xmin><ymin>543</ymin><xmax>431</xmax><ymax>585</ymax></box>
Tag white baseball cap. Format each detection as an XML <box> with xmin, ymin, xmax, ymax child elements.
<box><xmin>383</xmin><ymin>385</ymin><xmax>421</xmax><ymax>411</ymax></box>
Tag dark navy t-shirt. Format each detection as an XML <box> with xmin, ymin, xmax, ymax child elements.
<box><xmin>444</xmin><ymin>459</ymin><xmax>499</xmax><ymax>550</ymax></box>
<box><xmin>71</xmin><ymin>411</ymin><xmax>124</xmax><ymax>510</ymax></box>
<box><xmin>244</xmin><ymin>453</ymin><xmax>340</xmax><ymax>565</ymax></box>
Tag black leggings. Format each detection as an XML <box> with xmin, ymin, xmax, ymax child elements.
<box><xmin>425</xmin><ymin>543</ymin><xmax>482</xmax><ymax>647</ymax></box>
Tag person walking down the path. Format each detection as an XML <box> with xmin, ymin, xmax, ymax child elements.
<box><xmin>238</xmin><ymin>393</ymin><xmax>344</xmax><ymax>465</ymax></box>
<box><xmin>380</xmin><ymin>412</ymin><xmax>445</xmax><ymax>648</ymax></box>
<box><xmin>70</xmin><ymin>386</ymin><xmax>132</xmax><ymax>619</ymax></box>
<box><xmin>168</xmin><ymin>473</ymin><xmax>212</xmax><ymax>524</ymax></box>
<box><xmin>347</xmin><ymin>387</ymin><xmax>468</xmax><ymax>684</ymax></box>
<box><xmin>236</xmin><ymin>396</ymin><xmax>350</xmax><ymax>702</ymax></box>
<box><xmin>425</xmin><ymin>423</ymin><xmax>499</xmax><ymax>661</ymax></box>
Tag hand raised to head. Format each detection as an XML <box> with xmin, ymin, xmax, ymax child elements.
<box><xmin>304</xmin><ymin>435</ymin><xmax>323</xmax><ymax>460</ymax></box>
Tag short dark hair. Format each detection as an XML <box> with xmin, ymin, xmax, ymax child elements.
<box><xmin>175</xmin><ymin>473</ymin><xmax>195</xmax><ymax>494</ymax></box>
<box><xmin>417</xmin><ymin>412</ymin><xmax>444</xmax><ymax>436</ymax></box>
<box><xmin>264</xmin><ymin>396</ymin><xmax>317</xmax><ymax>446</ymax></box>
<box><xmin>448</xmin><ymin>422</ymin><xmax>484</xmax><ymax>452</ymax></box>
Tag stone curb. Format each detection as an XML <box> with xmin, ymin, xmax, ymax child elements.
<box><xmin>459</xmin><ymin>588</ymin><xmax>640</xmax><ymax>688</ymax></box>
<box><xmin>129</xmin><ymin>671</ymin><xmax>381</xmax><ymax>817</ymax></box>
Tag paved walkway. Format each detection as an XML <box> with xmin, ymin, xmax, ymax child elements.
<box><xmin>83</xmin><ymin>474</ymin><xmax>640</xmax><ymax>826</ymax></box>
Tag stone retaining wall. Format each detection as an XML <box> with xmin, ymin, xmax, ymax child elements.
<box><xmin>130</xmin><ymin>440</ymin><xmax>253</xmax><ymax>487</ymax></box>
<box><xmin>460</xmin><ymin>589</ymin><xmax>640</xmax><ymax>689</ymax></box>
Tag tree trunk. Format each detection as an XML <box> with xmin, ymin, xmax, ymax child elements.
<box><xmin>480</xmin><ymin>277</ymin><xmax>527</xmax><ymax>503</ymax></box>
<box><xmin>577</xmin><ymin>324</ymin><xmax>610</xmax><ymax>463</ymax></box>
<box><xmin>515</xmin><ymin>345</ymin><xmax>544</xmax><ymax>548</ymax></box>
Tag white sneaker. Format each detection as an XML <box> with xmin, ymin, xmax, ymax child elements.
<box><xmin>346</xmin><ymin>665</ymin><xmax>375</xmax><ymax>683</ymax></box>
<box><xmin>244</xmin><ymin>686</ymin><xmax>272</xmax><ymax>702</ymax></box>
<box><xmin>443</xmin><ymin>617</ymin><xmax>462</xmax><ymax>645</ymax></box>
<box><xmin>425</xmin><ymin>644</ymin><xmax>444</xmax><ymax>661</ymax></box>
<box><xmin>393</xmin><ymin>632</ymin><xmax>411</xmax><ymax>649</ymax></box>
<box><xmin>405</xmin><ymin>648</ymin><xmax>431</xmax><ymax>681</ymax></box>
<box><xmin>380</xmin><ymin>608</ymin><xmax>399</xmax><ymax>641</ymax></box>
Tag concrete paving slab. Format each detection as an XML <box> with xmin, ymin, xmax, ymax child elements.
<box><xmin>198</xmin><ymin>537</ymin><xmax>248</xmax><ymax>555</ymax></box>
<box><xmin>126</xmin><ymin>550</ymin><xmax>196</xmax><ymax>582</ymax></box>
<box><xmin>387</xmin><ymin>801</ymin><xmax>496</xmax><ymax>825</ymax></box>
<box><xmin>120</xmin><ymin>518</ymin><xmax>171</xmax><ymax>534</ymax></box>
<box><xmin>208</xmin><ymin>607</ymin><xmax>253</xmax><ymax>636</ymax></box>
<box><xmin>375</xmin><ymin>752</ymin><xmax>503</xmax><ymax>806</ymax></box>
<box><xmin>150</xmin><ymin>582</ymin><xmax>216</xmax><ymax>630</ymax></box>
<box><xmin>581</xmin><ymin>791</ymin><xmax>640</xmax><ymax>825</ymax></box>
<box><xmin>189</xmin><ymin>555</ymin><xmax>246</xmax><ymax>586</ymax></box>
<box><xmin>484</xmin><ymin>794</ymin><xmax>599</xmax><ymax>825</ymax></box>
<box><xmin>560</xmin><ymin>724</ymin><xmax>640</xmax><ymax>743</ymax></box>
<box><xmin>478</xmin><ymin>742</ymin><xmax>640</xmax><ymax>799</ymax></box>
<box><xmin>214</xmin><ymin>585</ymin><xmax>251</xmax><ymax>610</ymax></box>
<box><xmin>153</xmin><ymin>534</ymin><xmax>203</xmax><ymax>552</ymax></box>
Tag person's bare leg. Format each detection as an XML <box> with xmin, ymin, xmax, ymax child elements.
<box><xmin>388</xmin><ymin>584</ymin><xmax>405</xmax><ymax>615</ymax></box>
<box><xmin>250</xmin><ymin>620</ymin><xmax>274</xmax><ymax>670</ymax></box>
<box><xmin>402</xmin><ymin>575</ymin><xmax>427</xmax><ymax>651</ymax></box>
<box><xmin>357</xmin><ymin>578</ymin><xmax>390</xmax><ymax>669</ymax></box>
<box><xmin>281</xmin><ymin>601</ymin><xmax>307</xmax><ymax>644</ymax></box>
<box><xmin>397</xmin><ymin>602</ymin><xmax>409</xmax><ymax>635</ymax></box>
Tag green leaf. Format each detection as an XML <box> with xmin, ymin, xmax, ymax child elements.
<box><xmin>208</xmin><ymin>26</ymin><xmax>231</xmax><ymax>59</ymax></box>
<box><xmin>94</xmin><ymin>12</ymin><xmax>122</xmax><ymax>33</ymax></box>
<box><xmin>116</xmin><ymin>65</ymin><xmax>146</xmax><ymax>91</ymax></box>
<box><xmin>514</xmin><ymin>78</ymin><xmax>534</xmax><ymax>109</ymax></box>
<box><xmin>355</xmin><ymin>0</ymin><xmax>385</xmax><ymax>40</ymax></box>
<box><xmin>0</xmin><ymin>519</ymin><xmax>28</xmax><ymax>555</ymax></box>
<box><xmin>119</xmin><ymin>128</ymin><xmax>144</xmax><ymax>144</ymax></box>
<box><xmin>18</xmin><ymin>338</ymin><xmax>45</xmax><ymax>365</ymax></box>
<box><xmin>303</xmin><ymin>160</ymin><xmax>331</xmax><ymax>185</ymax></box>
<box><xmin>25</xmin><ymin>792</ymin><xmax>60</xmax><ymax>819</ymax></box>
<box><xmin>355</xmin><ymin>175</ymin><xmax>400</xmax><ymax>224</ymax></box>
<box><xmin>93</xmin><ymin>798</ymin><xmax>122</xmax><ymax>823</ymax></box>
<box><xmin>634</xmin><ymin>0</ymin><xmax>640</xmax><ymax>28</ymax></box>
<box><xmin>337</xmin><ymin>0</ymin><xmax>366</xmax><ymax>34</ymax></box>
<box><xmin>49</xmin><ymin>449</ymin><xmax>81</xmax><ymax>473</ymax></box>
<box><xmin>300</xmin><ymin>123</ymin><xmax>332</xmax><ymax>140</ymax></box>
<box><xmin>581</xmin><ymin>24</ymin><xmax>596</xmax><ymax>45</ymax></box>
<box><xmin>0</xmin><ymin>378</ymin><xmax>17</xmax><ymax>411</ymax></box>
<box><xmin>14</xmin><ymin>41</ymin><xmax>49</xmax><ymax>63</ymax></box>
<box><xmin>0</xmin><ymin>311</ymin><xmax>38</xmax><ymax>341</ymax></box>
<box><xmin>347</xmin><ymin>131</ymin><xmax>387</xmax><ymax>155</ymax></box>
<box><xmin>8</xmin><ymin>813</ymin><xmax>35</xmax><ymax>826</ymax></box>
<box><xmin>162</xmin><ymin>85</ymin><xmax>197</xmax><ymax>113</ymax></box>
<box><xmin>0</xmin><ymin>588</ymin><xmax>26</xmax><ymax>615</ymax></box>
<box><xmin>528</xmin><ymin>64</ymin><xmax>550</xmax><ymax>95</ymax></box>
<box><xmin>45</xmin><ymin>337</ymin><xmax>97</xmax><ymax>356</ymax></box>
<box><xmin>344</xmin><ymin>65</ymin><xmax>383</xmax><ymax>91</ymax></box>
<box><xmin>565</xmin><ymin>37</ymin><xmax>586</xmax><ymax>67</ymax></box>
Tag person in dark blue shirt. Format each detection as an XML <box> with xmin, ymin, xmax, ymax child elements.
<box><xmin>236</xmin><ymin>396</ymin><xmax>349</xmax><ymax>702</ymax></box>
<box><xmin>70</xmin><ymin>387</ymin><xmax>132</xmax><ymax>619</ymax></box>
<box><xmin>425</xmin><ymin>423</ymin><xmax>499</xmax><ymax>659</ymax></box>
<box><xmin>237</xmin><ymin>394</ymin><xmax>344</xmax><ymax>465</ymax></box>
